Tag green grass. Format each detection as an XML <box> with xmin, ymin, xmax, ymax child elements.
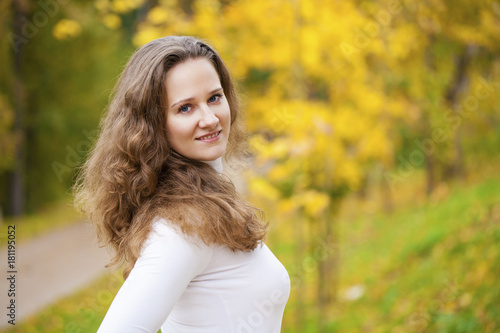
<box><xmin>321</xmin><ymin>177</ymin><xmax>499</xmax><ymax>333</ymax></box>
<box><xmin>269</xmin><ymin>174</ymin><xmax>500</xmax><ymax>332</ymax></box>
<box><xmin>0</xmin><ymin>271</ymin><xmax>124</xmax><ymax>333</ymax></box>
<box><xmin>3</xmin><ymin>175</ymin><xmax>500</xmax><ymax>332</ymax></box>
<box><xmin>0</xmin><ymin>200</ymin><xmax>82</xmax><ymax>245</ymax></box>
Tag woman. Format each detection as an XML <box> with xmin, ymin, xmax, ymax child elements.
<box><xmin>74</xmin><ymin>36</ymin><xmax>290</xmax><ymax>332</ymax></box>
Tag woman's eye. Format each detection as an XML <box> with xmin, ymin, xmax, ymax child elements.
<box><xmin>179</xmin><ymin>105</ymin><xmax>191</xmax><ymax>113</ymax></box>
<box><xmin>208</xmin><ymin>94</ymin><xmax>222</xmax><ymax>103</ymax></box>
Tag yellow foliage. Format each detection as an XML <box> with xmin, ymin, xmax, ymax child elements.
<box><xmin>337</xmin><ymin>159</ymin><xmax>362</xmax><ymax>190</ymax></box>
<box><xmin>248</xmin><ymin>177</ymin><xmax>280</xmax><ymax>202</ymax></box>
<box><xmin>480</xmin><ymin>10</ymin><xmax>500</xmax><ymax>45</ymax></box>
<box><xmin>52</xmin><ymin>19</ymin><xmax>82</xmax><ymax>40</ymax></box>
<box><xmin>387</xmin><ymin>24</ymin><xmax>422</xmax><ymax>60</ymax></box>
<box><xmin>300</xmin><ymin>190</ymin><xmax>330</xmax><ymax>218</ymax></box>
<box><xmin>133</xmin><ymin>25</ymin><xmax>166</xmax><ymax>46</ymax></box>
<box><xmin>332</xmin><ymin>107</ymin><xmax>369</xmax><ymax>143</ymax></box>
<box><xmin>147</xmin><ymin>6</ymin><xmax>169</xmax><ymax>25</ymax></box>
<box><xmin>267</xmin><ymin>138</ymin><xmax>290</xmax><ymax>161</ymax></box>
<box><xmin>102</xmin><ymin>14</ymin><xmax>122</xmax><ymax>30</ymax></box>
<box><xmin>276</xmin><ymin>197</ymin><xmax>299</xmax><ymax>216</ymax></box>
<box><xmin>450</xmin><ymin>24</ymin><xmax>491</xmax><ymax>47</ymax></box>
<box><xmin>268</xmin><ymin>163</ymin><xmax>293</xmax><ymax>183</ymax></box>
<box><xmin>358</xmin><ymin>124</ymin><xmax>393</xmax><ymax>163</ymax></box>
<box><xmin>111</xmin><ymin>0</ymin><xmax>145</xmax><ymax>13</ymax></box>
<box><xmin>94</xmin><ymin>0</ymin><xmax>111</xmax><ymax>13</ymax></box>
<box><xmin>127</xmin><ymin>0</ymin><xmax>499</xmax><ymax>206</ymax></box>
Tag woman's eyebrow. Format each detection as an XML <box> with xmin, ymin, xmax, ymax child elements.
<box><xmin>170</xmin><ymin>87</ymin><xmax>223</xmax><ymax>109</ymax></box>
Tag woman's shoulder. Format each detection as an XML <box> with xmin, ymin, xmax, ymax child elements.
<box><xmin>145</xmin><ymin>217</ymin><xmax>213</xmax><ymax>252</ymax></box>
<box><xmin>149</xmin><ymin>217</ymin><xmax>180</xmax><ymax>235</ymax></box>
<box><xmin>135</xmin><ymin>217</ymin><xmax>214</xmax><ymax>272</ymax></box>
<box><xmin>147</xmin><ymin>217</ymin><xmax>193</xmax><ymax>240</ymax></box>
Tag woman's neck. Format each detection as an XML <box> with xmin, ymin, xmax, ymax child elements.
<box><xmin>203</xmin><ymin>157</ymin><xmax>223</xmax><ymax>173</ymax></box>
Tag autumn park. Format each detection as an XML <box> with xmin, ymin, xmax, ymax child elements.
<box><xmin>1</xmin><ymin>0</ymin><xmax>500</xmax><ymax>332</ymax></box>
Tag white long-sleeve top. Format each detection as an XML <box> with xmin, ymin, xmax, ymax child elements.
<box><xmin>97</xmin><ymin>217</ymin><xmax>291</xmax><ymax>333</ymax></box>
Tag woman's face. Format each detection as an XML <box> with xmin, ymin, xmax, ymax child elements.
<box><xmin>165</xmin><ymin>58</ymin><xmax>231</xmax><ymax>162</ymax></box>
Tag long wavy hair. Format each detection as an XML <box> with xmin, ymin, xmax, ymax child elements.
<box><xmin>74</xmin><ymin>36</ymin><xmax>267</xmax><ymax>279</ymax></box>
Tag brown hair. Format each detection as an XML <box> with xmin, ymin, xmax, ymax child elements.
<box><xmin>74</xmin><ymin>36</ymin><xmax>267</xmax><ymax>278</ymax></box>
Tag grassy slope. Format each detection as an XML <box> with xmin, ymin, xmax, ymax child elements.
<box><xmin>269</xmin><ymin>172</ymin><xmax>500</xmax><ymax>333</ymax></box>
<box><xmin>3</xmin><ymin>176</ymin><xmax>499</xmax><ymax>332</ymax></box>
<box><xmin>329</xmin><ymin>176</ymin><xmax>500</xmax><ymax>333</ymax></box>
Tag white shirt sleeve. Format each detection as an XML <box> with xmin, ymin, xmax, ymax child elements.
<box><xmin>97</xmin><ymin>220</ymin><xmax>213</xmax><ymax>333</ymax></box>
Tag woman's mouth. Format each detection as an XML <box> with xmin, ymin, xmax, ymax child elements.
<box><xmin>195</xmin><ymin>130</ymin><xmax>221</xmax><ymax>142</ymax></box>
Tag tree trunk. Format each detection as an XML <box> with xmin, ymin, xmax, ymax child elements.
<box><xmin>423</xmin><ymin>39</ymin><xmax>437</xmax><ymax>196</ymax></box>
<box><xmin>317</xmin><ymin>201</ymin><xmax>339</xmax><ymax>331</ymax></box>
<box><xmin>293</xmin><ymin>213</ymin><xmax>306</xmax><ymax>332</ymax></box>
<box><xmin>381</xmin><ymin>164</ymin><xmax>394</xmax><ymax>213</ymax></box>
<box><xmin>444</xmin><ymin>44</ymin><xmax>476</xmax><ymax>180</ymax></box>
<box><xmin>425</xmin><ymin>152</ymin><xmax>435</xmax><ymax>196</ymax></box>
<box><xmin>10</xmin><ymin>0</ymin><xmax>28</xmax><ymax>216</ymax></box>
<box><xmin>177</xmin><ymin>0</ymin><xmax>194</xmax><ymax>17</ymax></box>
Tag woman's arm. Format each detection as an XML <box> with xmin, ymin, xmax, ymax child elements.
<box><xmin>97</xmin><ymin>220</ymin><xmax>212</xmax><ymax>332</ymax></box>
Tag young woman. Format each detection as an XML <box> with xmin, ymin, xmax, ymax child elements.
<box><xmin>74</xmin><ymin>36</ymin><xmax>290</xmax><ymax>332</ymax></box>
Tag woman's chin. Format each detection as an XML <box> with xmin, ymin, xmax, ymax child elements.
<box><xmin>194</xmin><ymin>145</ymin><xmax>227</xmax><ymax>162</ymax></box>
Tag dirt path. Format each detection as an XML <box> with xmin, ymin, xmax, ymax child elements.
<box><xmin>0</xmin><ymin>221</ymin><xmax>112</xmax><ymax>329</ymax></box>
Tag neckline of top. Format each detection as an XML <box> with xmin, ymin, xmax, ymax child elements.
<box><xmin>202</xmin><ymin>157</ymin><xmax>223</xmax><ymax>173</ymax></box>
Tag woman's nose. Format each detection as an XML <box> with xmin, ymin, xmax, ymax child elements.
<box><xmin>198</xmin><ymin>104</ymin><xmax>219</xmax><ymax>128</ymax></box>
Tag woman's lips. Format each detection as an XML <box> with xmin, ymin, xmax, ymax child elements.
<box><xmin>195</xmin><ymin>130</ymin><xmax>221</xmax><ymax>142</ymax></box>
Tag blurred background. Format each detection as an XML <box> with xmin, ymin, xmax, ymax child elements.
<box><xmin>1</xmin><ymin>0</ymin><xmax>500</xmax><ymax>332</ymax></box>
